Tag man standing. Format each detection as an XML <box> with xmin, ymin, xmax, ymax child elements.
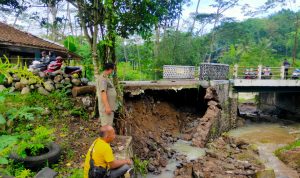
<box><xmin>283</xmin><ymin>59</ymin><xmax>290</xmax><ymax>79</ymax></box>
<box><xmin>84</xmin><ymin>125</ymin><xmax>132</xmax><ymax>178</ymax></box>
<box><xmin>98</xmin><ymin>63</ymin><xmax>117</xmax><ymax>126</ymax></box>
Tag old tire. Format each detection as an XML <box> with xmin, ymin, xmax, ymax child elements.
<box><xmin>10</xmin><ymin>142</ymin><xmax>61</xmax><ymax>170</ymax></box>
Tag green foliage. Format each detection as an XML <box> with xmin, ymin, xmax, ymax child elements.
<box><xmin>133</xmin><ymin>155</ymin><xmax>149</xmax><ymax>177</ymax></box>
<box><xmin>68</xmin><ymin>169</ymin><xmax>84</xmax><ymax>178</ymax></box>
<box><xmin>0</xmin><ymin>56</ymin><xmax>43</xmax><ymax>84</ymax></box>
<box><xmin>6</xmin><ymin>106</ymin><xmax>43</xmax><ymax>122</ymax></box>
<box><xmin>16</xmin><ymin>126</ymin><xmax>55</xmax><ymax>158</ymax></box>
<box><xmin>0</xmin><ymin>135</ymin><xmax>18</xmax><ymax>164</ymax></box>
<box><xmin>15</xmin><ymin>169</ymin><xmax>34</xmax><ymax>178</ymax></box>
<box><xmin>62</xmin><ymin>36</ymin><xmax>93</xmax><ymax>80</ymax></box>
<box><xmin>275</xmin><ymin>139</ymin><xmax>300</xmax><ymax>157</ymax></box>
<box><xmin>117</xmin><ymin>62</ymin><xmax>151</xmax><ymax>81</ymax></box>
<box><xmin>70</xmin><ymin>107</ymin><xmax>88</xmax><ymax>120</ymax></box>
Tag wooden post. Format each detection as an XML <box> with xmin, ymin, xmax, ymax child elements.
<box><xmin>258</xmin><ymin>65</ymin><xmax>262</xmax><ymax>79</ymax></box>
<box><xmin>233</xmin><ymin>64</ymin><xmax>238</xmax><ymax>79</ymax></box>
<box><xmin>280</xmin><ymin>66</ymin><xmax>285</xmax><ymax>80</ymax></box>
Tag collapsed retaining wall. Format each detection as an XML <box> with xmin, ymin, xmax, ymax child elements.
<box><xmin>192</xmin><ymin>84</ymin><xmax>237</xmax><ymax>147</ymax></box>
<box><xmin>117</xmin><ymin>82</ymin><xmax>238</xmax><ymax>173</ymax></box>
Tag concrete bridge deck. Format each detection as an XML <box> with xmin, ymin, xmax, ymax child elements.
<box><xmin>121</xmin><ymin>80</ymin><xmax>229</xmax><ymax>93</ymax></box>
<box><xmin>232</xmin><ymin>79</ymin><xmax>300</xmax><ymax>92</ymax></box>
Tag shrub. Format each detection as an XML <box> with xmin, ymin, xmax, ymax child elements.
<box><xmin>16</xmin><ymin>126</ymin><xmax>55</xmax><ymax>158</ymax></box>
<box><xmin>0</xmin><ymin>135</ymin><xmax>18</xmax><ymax>164</ymax></box>
<box><xmin>133</xmin><ymin>155</ymin><xmax>149</xmax><ymax>177</ymax></box>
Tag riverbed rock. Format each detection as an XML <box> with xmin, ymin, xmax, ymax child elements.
<box><xmin>38</xmin><ymin>87</ymin><xmax>50</xmax><ymax>96</ymax></box>
<box><xmin>44</xmin><ymin>81</ymin><xmax>55</xmax><ymax>92</ymax></box>
<box><xmin>21</xmin><ymin>86</ymin><xmax>30</xmax><ymax>95</ymax></box>
<box><xmin>256</xmin><ymin>169</ymin><xmax>275</xmax><ymax>178</ymax></box>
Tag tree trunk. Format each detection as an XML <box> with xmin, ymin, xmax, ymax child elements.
<box><xmin>208</xmin><ymin>13</ymin><xmax>220</xmax><ymax>63</ymax></box>
<box><xmin>49</xmin><ymin>2</ymin><xmax>58</xmax><ymax>41</ymax></box>
<box><xmin>154</xmin><ymin>25</ymin><xmax>160</xmax><ymax>66</ymax></box>
<box><xmin>190</xmin><ymin>0</ymin><xmax>201</xmax><ymax>34</ymax></box>
<box><xmin>292</xmin><ymin>15</ymin><xmax>299</xmax><ymax>66</ymax></box>
<box><xmin>67</xmin><ymin>2</ymin><xmax>74</xmax><ymax>36</ymax></box>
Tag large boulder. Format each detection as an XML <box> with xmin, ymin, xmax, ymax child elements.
<box><xmin>38</xmin><ymin>87</ymin><xmax>50</xmax><ymax>96</ymax></box>
<box><xmin>54</xmin><ymin>75</ymin><xmax>63</xmax><ymax>83</ymax></box>
<box><xmin>44</xmin><ymin>81</ymin><xmax>55</xmax><ymax>92</ymax></box>
<box><xmin>81</xmin><ymin>78</ymin><xmax>89</xmax><ymax>86</ymax></box>
<box><xmin>38</xmin><ymin>72</ymin><xmax>46</xmax><ymax>78</ymax></box>
<box><xmin>20</xmin><ymin>78</ymin><xmax>29</xmax><ymax>85</ymax></box>
<box><xmin>21</xmin><ymin>86</ymin><xmax>30</xmax><ymax>95</ymax></box>
<box><xmin>71</xmin><ymin>79</ymin><xmax>81</xmax><ymax>86</ymax></box>
<box><xmin>14</xmin><ymin>82</ymin><xmax>24</xmax><ymax>91</ymax></box>
<box><xmin>0</xmin><ymin>85</ymin><xmax>6</xmax><ymax>92</ymax></box>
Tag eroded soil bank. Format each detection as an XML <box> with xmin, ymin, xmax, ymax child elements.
<box><xmin>117</xmin><ymin>88</ymin><xmax>300</xmax><ymax>178</ymax></box>
<box><xmin>117</xmin><ymin>88</ymin><xmax>207</xmax><ymax>174</ymax></box>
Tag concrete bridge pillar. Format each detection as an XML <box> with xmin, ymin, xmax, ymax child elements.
<box><xmin>258</xmin><ymin>92</ymin><xmax>300</xmax><ymax>119</ymax></box>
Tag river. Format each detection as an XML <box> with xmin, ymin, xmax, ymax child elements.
<box><xmin>146</xmin><ymin>122</ymin><xmax>300</xmax><ymax>178</ymax></box>
<box><xmin>228</xmin><ymin>122</ymin><xmax>300</xmax><ymax>178</ymax></box>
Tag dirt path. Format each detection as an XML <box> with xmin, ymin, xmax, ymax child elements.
<box><xmin>258</xmin><ymin>144</ymin><xmax>299</xmax><ymax>178</ymax></box>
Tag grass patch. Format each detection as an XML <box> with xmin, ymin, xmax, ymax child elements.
<box><xmin>275</xmin><ymin>140</ymin><xmax>300</xmax><ymax>157</ymax></box>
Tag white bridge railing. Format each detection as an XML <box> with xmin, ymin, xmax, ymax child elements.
<box><xmin>233</xmin><ymin>64</ymin><xmax>296</xmax><ymax>80</ymax></box>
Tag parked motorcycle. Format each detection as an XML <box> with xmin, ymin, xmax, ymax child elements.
<box><xmin>44</xmin><ymin>56</ymin><xmax>63</xmax><ymax>74</ymax></box>
<box><xmin>262</xmin><ymin>67</ymin><xmax>272</xmax><ymax>79</ymax></box>
<box><xmin>64</xmin><ymin>66</ymin><xmax>82</xmax><ymax>78</ymax></box>
<box><xmin>244</xmin><ymin>68</ymin><xmax>257</xmax><ymax>79</ymax></box>
<box><xmin>292</xmin><ymin>69</ymin><xmax>300</xmax><ymax>79</ymax></box>
<box><xmin>28</xmin><ymin>57</ymin><xmax>55</xmax><ymax>72</ymax></box>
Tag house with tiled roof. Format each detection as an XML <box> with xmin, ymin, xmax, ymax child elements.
<box><xmin>0</xmin><ymin>22</ymin><xmax>81</xmax><ymax>64</ymax></box>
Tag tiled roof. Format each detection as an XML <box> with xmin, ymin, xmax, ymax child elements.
<box><xmin>0</xmin><ymin>22</ymin><xmax>68</xmax><ymax>53</ymax></box>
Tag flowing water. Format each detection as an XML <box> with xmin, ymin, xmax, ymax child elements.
<box><xmin>147</xmin><ymin>139</ymin><xmax>206</xmax><ymax>178</ymax></box>
<box><xmin>228</xmin><ymin>123</ymin><xmax>300</xmax><ymax>178</ymax></box>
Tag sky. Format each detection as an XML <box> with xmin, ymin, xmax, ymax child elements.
<box><xmin>1</xmin><ymin>0</ymin><xmax>300</xmax><ymax>36</ymax></box>
<box><xmin>182</xmin><ymin>0</ymin><xmax>299</xmax><ymax>21</ymax></box>
<box><xmin>178</xmin><ymin>0</ymin><xmax>300</xmax><ymax>32</ymax></box>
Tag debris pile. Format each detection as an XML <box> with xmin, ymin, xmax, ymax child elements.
<box><xmin>175</xmin><ymin>136</ymin><xmax>264</xmax><ymax>178</ymax></box>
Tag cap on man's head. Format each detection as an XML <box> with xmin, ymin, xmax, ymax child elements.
<box><xmin>103</xmin><ymin>62</ymin><xmax>115</xmax><ymax>70</ymax></box>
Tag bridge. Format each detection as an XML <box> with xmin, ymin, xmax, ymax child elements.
<box><xmin>232</xmin><ymin>65</ymin><xmax>300</xmax><ymax>92</ymax></box>
<box><xmin>120</xmin><ymin>64</ymin><xmax>300</xmax><ymax>93</ymax></box>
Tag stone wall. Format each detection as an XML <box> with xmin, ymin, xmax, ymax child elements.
<box><xmin>192</xmin><ymin>83</ymin><xmax>238</xmax><ymax>147</ymax></box>
<box><xmin>259</xmin><ymin>92</ymin><xmax>300</xmax><ymax>119</ymax></box>
<box><xmin>199</xmin><ymin>63</ymin><xmax>229</xmax><ymax>80</ymax></box>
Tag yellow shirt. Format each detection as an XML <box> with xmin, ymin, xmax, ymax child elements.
<box><xmin>83</xmin><ymin>138</ymin><xmax>115</xmax><ymax>178</ymax></box>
